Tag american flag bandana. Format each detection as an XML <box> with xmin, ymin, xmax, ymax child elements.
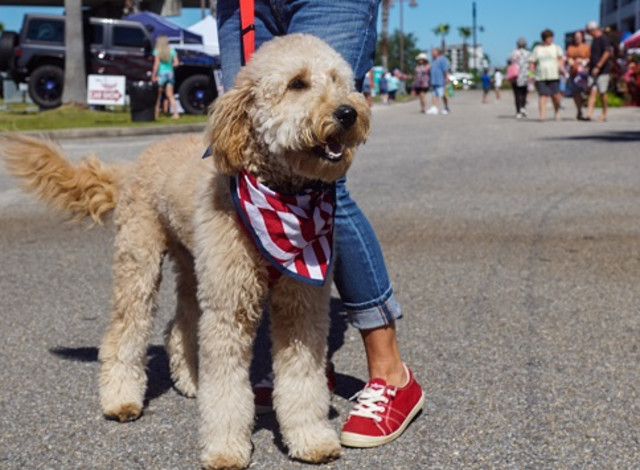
<box><xmin>230</xmin><ymin>169</ymin><xmax>336</xmax><ymax>286</ymax></box>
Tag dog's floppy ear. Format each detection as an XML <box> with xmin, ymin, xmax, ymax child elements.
<box><xmin>206</xmin><ymin>75</ymin><xmax>254</xmax><ymax>175</ymax></box>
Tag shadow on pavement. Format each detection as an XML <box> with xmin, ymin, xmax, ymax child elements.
<box><xmin>50</xmin><ymin>345</ymin><xmax>173</xmax><ymax>402</ymax></box>
<box><xmin>544</xmin><ymin>130</ymin><xmax>640</xmax><ymax>142</ymax></box>
<box><xmin>250</xmin><ymin>297</ymin><xmax>353</xmax><ymax>384</ymax></box>
<box><xmin>50</xmin><ymin>296</ymin><xmax>361</xmax><ymax>405</ymax></box>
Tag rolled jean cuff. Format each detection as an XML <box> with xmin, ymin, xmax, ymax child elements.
<box><xmin>343</xmin><ymin>287</ymin><xmax>403</xmax><ymax>330</ymax></box>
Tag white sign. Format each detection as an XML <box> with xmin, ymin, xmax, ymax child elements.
<box><xmin>87</xmin><ymin>75</ymin><xmax>126</xmax><ymax>105</ymax></box>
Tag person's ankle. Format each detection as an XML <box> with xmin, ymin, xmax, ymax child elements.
<box><xmin>369</xmin><ymin>360</ymin><xmax>407</xmax><ymax>388</ymax></box>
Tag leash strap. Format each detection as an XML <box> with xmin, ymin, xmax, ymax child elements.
<box><xmin>239</xmin><ymin>0</ymin><xmax>256</xmax><ymax>64</ymax></box>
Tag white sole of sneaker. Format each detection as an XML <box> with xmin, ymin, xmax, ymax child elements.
<box><xmin>339</xmin><ymin>391</ymin><xmax>426</xmax><ymax>448</ymax></box>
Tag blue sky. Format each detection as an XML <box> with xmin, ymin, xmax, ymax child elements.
<box><xmin>1</xmin><ymin>1</ymin><xmax>602</xmax><ymax>67</ymax></box>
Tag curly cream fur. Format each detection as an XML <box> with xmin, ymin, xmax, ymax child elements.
<box><xmin>1</xmin><ymin>34</ymin><xmax>370</xmax><ymax>470</ymax></box>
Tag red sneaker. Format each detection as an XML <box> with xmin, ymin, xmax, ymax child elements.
<box><xmin>340</xmin><ymin>364</ymin><xmax>424</xmax><ymax>447</ymax></box>
<box><xmin>254</xmin><ymin>361</ymin><xmax>336</xmax><ymax>414</ymax></box>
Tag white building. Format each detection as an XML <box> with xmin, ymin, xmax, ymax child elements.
<box><xmin>601</xmin><ymin>0</ymin><xmax>640</xmax><ymax>32</ymax></box>
<box><xmin>445</xmin><ymin>43</ymin><xmax>486</xmax><ymax>72</ymax></box>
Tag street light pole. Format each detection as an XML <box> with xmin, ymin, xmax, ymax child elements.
<box><xmin>472</xmin><ymin>1</ymin><xmax>477</xmax><ymax>71</ymax></box>
<box><xmin>400</xmin><ymin>0</ymin><xmax>404</xmax><ymax>71</ymax></box>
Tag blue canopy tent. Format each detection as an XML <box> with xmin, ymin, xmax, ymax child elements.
<box><xmin>124</xmin><ymin>11</ymin><xmax>203</xmax><ymax>45</ymax></box>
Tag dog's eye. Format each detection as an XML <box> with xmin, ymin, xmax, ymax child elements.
<box><xmin>288</xmin><ymin>78</ymin><xmax>309</xmax><ymax>91</ymax></box>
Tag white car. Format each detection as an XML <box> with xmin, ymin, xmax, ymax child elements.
<box><xmin>449</xmin><ymin>72</ymin><xmax>475</xmax><ymax>90</ymax></box>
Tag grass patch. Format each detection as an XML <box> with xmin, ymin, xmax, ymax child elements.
<box><xmin>0</xmin><ymin>104</ymin><xmax>208</xmax><ymax>132</ymax></box>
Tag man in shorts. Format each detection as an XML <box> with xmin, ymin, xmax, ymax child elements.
<box><xmin>427</xmin><ymin>48</ymin><xmax>450</xmax><ymax>115</ymax></box>
<box><xmin>585</xmin><ymin>21</ymin><xmax>612</xmax><ymax>122</ymax></box>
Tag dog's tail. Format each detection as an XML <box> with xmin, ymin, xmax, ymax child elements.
<box><xmin>0</xmin><ymin>133</ymin><xmax>125</xmax><ymax>224</ymax></box>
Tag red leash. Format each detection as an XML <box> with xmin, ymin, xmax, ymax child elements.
<box><xmin>239</xmin><ymin>0</ymin><xmax>255</xmax><ymax>64</ymax></box>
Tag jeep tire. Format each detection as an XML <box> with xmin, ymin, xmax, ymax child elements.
<box><xmin>178</xmin><ymin>74</ymin><xmax>214</xmax><ymax>115</ymax></box>
<box><xmin>0</xmin><ymin>31</ymin><xmax>19</xmax><ymax>70</ymax></box>
<box><xmin>28</xmin><ymin>65</ymin><xmax>64</xmax><ymax>109</ymax></box>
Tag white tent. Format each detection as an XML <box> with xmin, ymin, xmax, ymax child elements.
<box><xmin>188</xmin><ymin>15</ymin><xmax>220</xmax><ymax>56</ymax></box>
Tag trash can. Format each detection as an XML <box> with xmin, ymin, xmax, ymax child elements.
<box><xmin>129</xmin><ymin>80</ymin><xmax>157</xmax><ymax>122</ymax></box>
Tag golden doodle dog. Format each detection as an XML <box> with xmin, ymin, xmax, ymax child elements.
<box><xmin>1</xmin><ymin>34</ymin><xmax>370</xmax><ymax>469</ymax></box>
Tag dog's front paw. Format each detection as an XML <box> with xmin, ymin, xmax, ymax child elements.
<box><xmin>103</xmin><ymin>402</ymin><xmax>143</xmax><ymax>422</ymax></box>
<box><xmin>201</xmin><ymin>442</ymin><xmax>251</xmax><ymax>470</ymax></box>
<box><xmin>287</xmin><ymin>425</ymin><xmax>341</xmax><ymax>464</ymax></box>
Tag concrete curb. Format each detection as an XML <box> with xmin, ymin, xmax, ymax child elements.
<box><xmin>0</xmin><ymin>123</ymin><xmax>207</xmax><ymax>140</ymax></box>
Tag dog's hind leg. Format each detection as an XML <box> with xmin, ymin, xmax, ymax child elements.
<box><xmin>194</xmin><ymin>212</ymin><xmax>269</xmax><ymax>470</ymax></box>
<box><xmin>98</xmin><ymin>198</ymin><xmax>168</xmax><ymax>422</ymax></box>
<box><xmin>165</xmin><ymin>247</ymin><xmax>200</xmax><ymax>398</ymax></box>
<box><xmin>270</xmin><ymin>277</ymin><xmax>341</xmax><ymax>463</ymax></box>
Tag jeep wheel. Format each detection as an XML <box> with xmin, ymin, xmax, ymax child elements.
<box><xmin>28</xmin><ymin>65</ymin><xmax>64</xmax><ymax>109</ymax></box>
<box><xmin>0</xmin><ymin>31</ymin><xmax>19</xmax><ymax>70</ymax></box>
<box><xmin>178</xmin><ymin>74</ymin><xmax>215</xmax><ymax>115</ymax></box>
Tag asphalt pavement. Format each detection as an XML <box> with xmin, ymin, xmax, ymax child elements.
<box><xmin>2</xmin><ymin>90</ymin><xmax>640</xmax><ymax>469</ymax></box>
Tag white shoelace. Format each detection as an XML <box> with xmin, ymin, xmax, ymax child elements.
<box><xmin>349</xmin><ymin>384</ymin><xmax>397</xmax><ymax>422</ymax></box>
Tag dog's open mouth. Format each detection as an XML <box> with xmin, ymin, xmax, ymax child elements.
<box><xmin>312</xmin><ymin>138</ymin><xmax>345</xmax><ymax>163</ymax></box>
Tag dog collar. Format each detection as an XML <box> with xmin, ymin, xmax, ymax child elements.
<box><xmin>230</xmin><ymin>169</ymin><xmax>335</xmax><ymax>286</ymax></box>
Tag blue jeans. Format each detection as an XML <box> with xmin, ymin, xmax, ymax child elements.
<box><xmin>217</xmin><ymin>0</ymin><xmax>402</xmax><ymax>329</ymax></box>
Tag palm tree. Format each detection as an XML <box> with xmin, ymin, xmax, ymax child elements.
<box><xmin>458</xmin><ymin>26</ymin><xmax>472</xmax><ymax>72</ymax></box>
<box><xmin>432</xmin><ymin>23</ymin><xmax>450</xmax><ymax>51</ymax></box>
<box><xmin>62</xmin><ymin>0</ymin><xmax>87</xmax><ymax>105</ymax></box>
<box><xmin>380</xmin><ymin>0</ymin><xmax>391</xmax><ymax>71</ymax></box>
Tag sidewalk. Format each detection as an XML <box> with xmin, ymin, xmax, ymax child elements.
<box><xmin>1</xmin><ymin>122</ymin><xmax>207</xmax><ymax>140</ymax></box>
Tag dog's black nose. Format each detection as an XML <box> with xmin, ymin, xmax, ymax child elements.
<box><xmin>334</xmin><ymin>105</ymin><xmax>357</xmax><ymax>129</ymax></box>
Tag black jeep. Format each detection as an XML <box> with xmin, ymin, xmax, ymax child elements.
<box><xmin>0</xmin><ymin>14</ymin><xmax>218</xmax><ymax>113</ymax></box>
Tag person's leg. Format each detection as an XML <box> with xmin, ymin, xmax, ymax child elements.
<box><xmin>333</xmin><ymin>178</ymin><xmax>405</xmax><ymax>386</ymax></box>
<box><xmin>285</xmin><ymin>0</ymin><xmax>422</xmax><ymax>444</ymax></box>
<box><xmin>512</xmin><ymin>85</ymin><xmax>520</xmax><ymax>113</ymax></box>
<box><xmin>155</xmin><ymin>84</ymin><xmax>163</xmax><ymax>120</ymax></box>
<box><xmin>552</xmin><ymin>92</ymin><xmax>561</xmax><ymax>120</ymax></box>
<box><xmin>520</xmin><ymin>86</ymin><xmax>528</xmax><ymax>114</ymax></box>
<box><xmin>418</xmin><ymin>90</ymin><xmax>426</xmax><ymax>112</ymax></box>
<box><xmin>598</xmin><ymin>75</ymin><xmax>610</xmax><ymax>121</ymax></box>
<box><xmin>218</xmin><ymin>0</ymin><xmax>421</xmax><ymax>446</ymax></box>
<box><xmin>165</xmin><ymin>83</ymin><xmax>179</xmax><ymax>118</ymax></box>
<box><xmin>586</xmin><ymin>83</ymin><xmax>598</xmax><ymax>119</ymax></box>
<box><xmin>572</xmin><ymin>92</ymin><xmax>583</xmax><ymax>118</ymax></box>
<box><xmin>600</xmin><ymin>91</ymin><xmax>608</xmax><ymax>121</ymax></box>
<box><xmin>217</xmin><ymin>0</ymin><xmax>283</xmax><ymax>90</ymax></box>
<box><xmin>538</xmin><ymin>94</ymin><xmax>547</xmax><ymax>121</ymax></box>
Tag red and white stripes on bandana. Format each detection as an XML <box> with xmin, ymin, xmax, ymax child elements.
<box><xmin>231</xmin><ymin>169</ymin><xmax>336</xmax><ymax>286</ymax></box>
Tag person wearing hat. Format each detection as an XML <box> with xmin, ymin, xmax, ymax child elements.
<box><xmin>510</xmin><ymin>37</ymin><xmax>532</xmax><ymax>118</ymax></box>
<box><xmin>413</xmin><ymin>52</ymin><xmax>431</xmax><ymax>113</ymax></box>
<box><xmin>584</xmin><ymin>21</ymin><xmax>612</xmax><ymax>121</ymax></box>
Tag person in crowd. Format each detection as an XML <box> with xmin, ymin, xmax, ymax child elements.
<box><xmin>585</xmin><ymin>21</ymin><xmax>612</xmax><ymax>122</ymax></box>
<box><xmin>151</xmin><ymin>35</ymin><xmax>180</xmax><ymax>120</ymax></box>
<box><xmin>566</xmin><ymin>30</ymin><xmax>591</xmax><ymax>120</ymax></box>
<box><xmin>622</xmin><ymin>58</ymin><xmax>640</xmax><ymax>106</ymax></box>
<box><xmin>494</xmin><ymin>68</ymin><xmax>504</xmax><ymax>100</ymax></box>
<box><xmin>481</xmin><ymin>69</ymin><xmax>492</xmax><ymax>103</ymax></box>
<box><xmin>217</xmin><ymin>0</ymin><xmax>424</xmax><ymax>448</ymax></box>
<box><xmin>387</xmin><ymin>71</ymin><xmax>399</xmax><ymax>102</ymax></box>
<box><xmin>529</xmin><ymin>29</ymin><xmax>564</xmax><ymax>121</ymax></box>
<box><xmin>427</xmin><ymin>47</ymin><xmax>450</xmax><ymax>115</ymax></box>
<box><xmin>379</xmin><ymin>70</ymin><xmax>389</xmax><ymax>105</ymax></box>
<box><xmin>510</xmin><ymin>37</ymin><xmax>531</xmax><ymax>119</ymax></box>
<box><xmin>362</xmin><ymin>68</ymin><xmax>375</xmax><ymax>107</ymax></box>
<box><xmin>413</xmin><ymin>53</ymin><xmax>431</xmax><ymax>113</ymax></box>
